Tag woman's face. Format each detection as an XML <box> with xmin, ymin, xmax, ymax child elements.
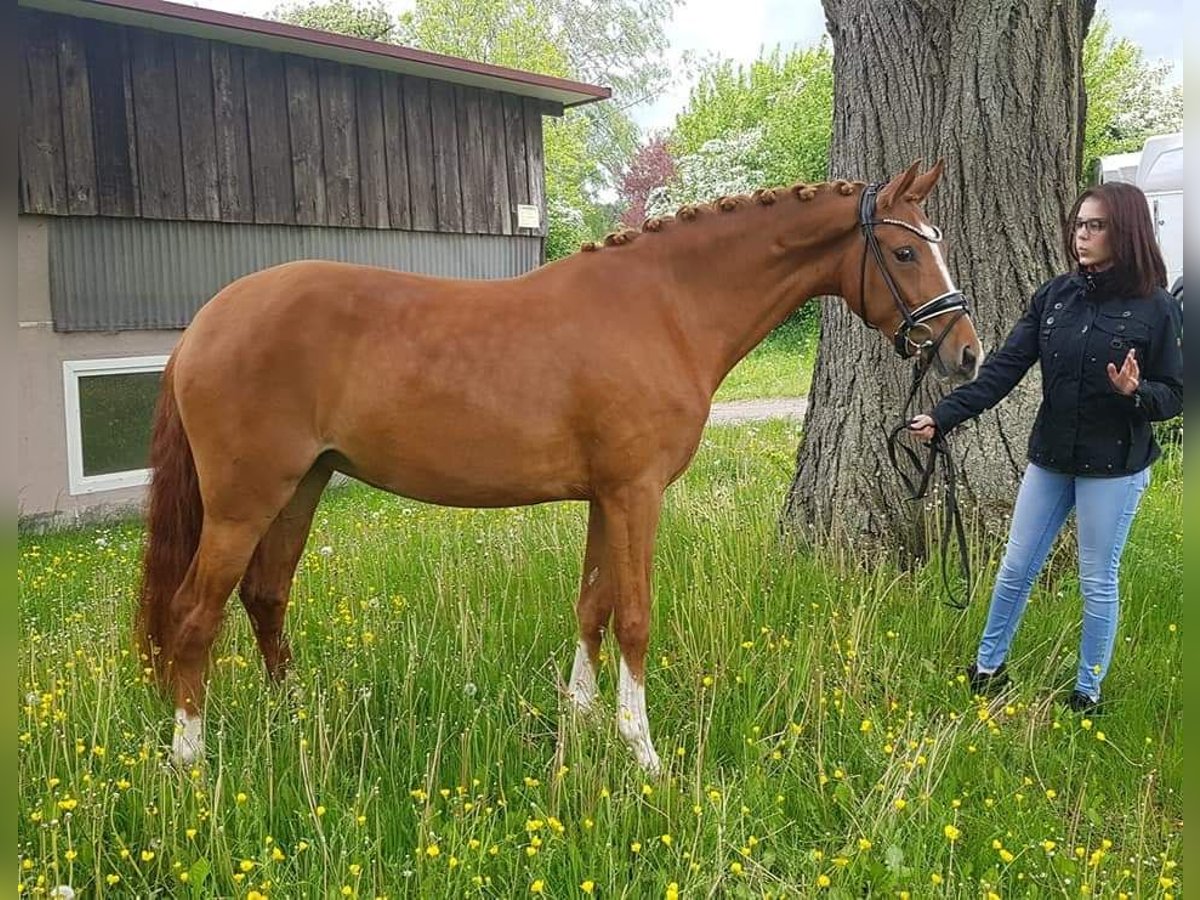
<box><xmin>1074</xmin><ymin>196</ymin><xmax>1113</xmax><ymax>271</ymax></box>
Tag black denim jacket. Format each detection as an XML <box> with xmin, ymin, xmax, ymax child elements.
<box><xmin>933</xmin><ymin>270</ymin><xmax>1184</xmax><ymax>476</ymax></box>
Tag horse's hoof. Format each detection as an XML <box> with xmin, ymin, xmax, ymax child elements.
<box><xmin>171</xmin><ymin>709</ymin><xmax>204</xmax><ymax>766</ymax></box>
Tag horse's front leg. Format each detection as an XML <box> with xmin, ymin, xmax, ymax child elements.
<box><xmin>569</xmin><ymin>502</ymin><xmax>610</xmax><ymax>714</ymax></box>
<box><xmin>598</xmin><ymin>482</ymin><xmax>665</xmax><ymax>774</ymax></box>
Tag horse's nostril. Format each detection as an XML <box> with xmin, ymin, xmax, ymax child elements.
<box><xmin>961</xmin><ymin>345</ymin><xmax>978</xmax><ymax>372</ymax></box>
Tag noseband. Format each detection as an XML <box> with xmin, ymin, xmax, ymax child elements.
<box><xmin>857</xmin><ymin>182</ymin><xmax>970</xmax><ymax>358</ymax></box>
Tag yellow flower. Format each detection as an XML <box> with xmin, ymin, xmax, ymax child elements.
<box><xmin>316</xmin><ymin>805</ymin><xmax>327</xmax><ymax>817</ymax></box>
<box><xmin>858</xmin><ymin>838</ymin><xmax>872</xmax><ymax>851</ymax></box>
<box><xmin>425</xmin><ymin>844</ymin><xmax>440</xmax><ymax>858</ymax></box>
<box><xmin>666</xmin><ymin>882</ymin><xmax>679</xmax><ymax>900</ymax></box>
<box><xmin>248</xmin><ymin>892</ymin><xmax>267</xmax><ymax>900</ymax></box>
<box><xmin>1159</xmin><ymin>877</ymin><xmax>1175</xmax><ymax>889</ymax></box>
<box><xmin>105</xmin><ymin>875</ymin><xmax>121</xmax><ymax>886</ymax></box>
<box><xmin>630</xmin><ymin>842</ymin><xmax>642</xmax><ymax>854</ymax></box>
<box><xmin>236</xmin><ymin>792</ymin><xmax>248</xmax><ymax>804</ymax></box>
<box><xmin>1042</xmin><ymin>840</ymin><xmax>1057</xmax><ymax>852</ymax></box>
<box><xmin>661</xmin><ymin>834</ymin><xmax>673</xmax><ymax>846</ymax></box>
<box><xmin>1000</xmin><ymin>849</ymin><xmax>1015</xmax><ymax>863</ymax></box>
<box><xmin>730</xmin><ymin>862</ymin><xmax>743</xmax><ymax>875</ymax></box>
<box><xmin>1081</xmin><ymin>719</ymin><xmax>1093</xmax><ymax>730</ymax></box>
<box><xmin>340</xmin><ymin>888</ymin><xmax>353</xmax><ymax>897</ymax></box>
<box><xmin>642</xmin><ymin>784</ymin><xmax>654</xmax><ymax>797</ymax></box>
<box><xmin>860</xmin><ymin>719</ymin><xmax>873</xmax><ymax>733</ymax></box>
<box><xmin>1096</xmin><ymin>731</ymin><xmax>1106</xmax><ymax>742</ymax></box>
<box><xmin>894</xmin><ymin>798</ymin><xmax>907</xmax><ymax>810</ymax></box>
<box><xmin>272</xmin><ymin>846</ymin><xmax>286</xmax><ymax>862</ymax></box>
<box><xmin>57</xmin><ymin>797</ymin><xmax>78</xmax><ymax>811</ymax></box>
<box><xmin>141</xmin><ymin>850</ymin><xmax>156</xmax><ymax>862</ymax></box>
<box><xmin>349</xmin><ymin>863</ymin><xmax>362</xmax><ymax>876</ymax></box>
<box><xmin>1045</xmin><ymin>789</ymin><xmax>1057</xmax><ymax>800</ymax></box>
<box><xmin>943</xmin><ymin>825</ymin><xmax>960</xmax><ymax>842</ymax></box>
<box><xmin>580</xmin><ymin>881</ymin><xmax>595</xmax><ymax>895</ymax></box>
<box><xmin>817</xmin><ymin>874</ymin><xmax>831</xmax><ymax>888</ymax></box>
<box><xmin>531</xmin><ymin>880</ymin><xmax>545</xmax><ymax>895</ymax></box>
<box><xmin>930</xmin><ymin>873</ymin><xmax>943</xmax><ymax>886</ymax></box>
<box><xmin>65</xmin><ymin>850</ymin><xmax>77</xmax><ymax>861</ymax></box>
<box><xmin>186</xmin><ymin>828</ymin><xmax>198</xmax><ymax>840</ymax></box>
<box><xmin>240</xmin><ymin>859</ymin><xmax>255</xmax><ymax>872</ymax></box>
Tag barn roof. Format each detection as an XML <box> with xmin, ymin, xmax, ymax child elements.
<box><xmin>20</xmin><ymin>0</ymin><xmax>612</xmax><ymax>109</ymax></box>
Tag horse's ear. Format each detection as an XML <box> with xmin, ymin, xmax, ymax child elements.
<box><xmin>876</xmin><ymin>160</ymin><xmax>922</xmax><ymax>210</ymax></box>
<box><xmin>906</xmin><ymin>159</ymin><xmax>946</xmax><ymax>204</ymax></box>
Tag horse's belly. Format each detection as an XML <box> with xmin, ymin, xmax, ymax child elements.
<box><xmin>333</xmin><ymin>421</ymin><xmax>590</xmax><ymax>508</ymax></box>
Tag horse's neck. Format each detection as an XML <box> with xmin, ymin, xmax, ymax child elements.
<box><xmin>643</xmin><ymin>203</ymin><xmax>851</xmax><ymax>393</ymax></box>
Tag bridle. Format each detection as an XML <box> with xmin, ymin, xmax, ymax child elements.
<box><xmin>856</xmin><ymin>181</ymin><xmax>970</xmax><ymax>359</ymax></box>
<box><xmin>856</xmin><ymin>182</ymin><xmax>976</xmax><ymax>609</ymax></box>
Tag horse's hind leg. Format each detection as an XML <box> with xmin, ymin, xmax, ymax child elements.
<box><xmin>168</xmin><ymin>516</ymin><xmax>268</xmax><ymax>764</ymax></box>
<box><xmin>569</xmin><ymin>503</ymin><xmax>611</xmax><ymax>713</ymax></box>
<box><xmin>240</xmin><ymin>463</ymin><xmax>331</xmax><ymax>680</ymax></box>
<box><xmin>168</xmin><ymin>474</ymin><xmax>305</xmax><ymax>765</ymax></box>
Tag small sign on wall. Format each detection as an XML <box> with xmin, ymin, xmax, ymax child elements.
<box><xmin>516</xmin><ymin>204</ymin><xmax>541</xmax><ymax>230</ymax></box>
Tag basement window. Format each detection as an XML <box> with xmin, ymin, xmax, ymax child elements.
<box><xmin>63</xmin><ymin>356</ymin><xmax>168</xmax><ymax>495</ymax></box>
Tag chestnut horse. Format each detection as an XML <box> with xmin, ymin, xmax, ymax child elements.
<box><xmin>139</xmin><ymin>161</ymin><xmax>980</xmax><ymax>771</ymax></box>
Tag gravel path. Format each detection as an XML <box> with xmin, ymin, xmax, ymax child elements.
<box><xmin>707</xmin><ymin>397</ymin><xmax>808</xmax><ymax>425</ymax></box>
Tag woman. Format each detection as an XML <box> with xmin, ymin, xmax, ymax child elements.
<box><xmin>908</xmin><ymin>181</ymin><xmax>1183</xmax><ymax>712</ymax></box>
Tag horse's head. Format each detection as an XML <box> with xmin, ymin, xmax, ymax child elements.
<box><xmin>847</xmin><ymin>161</ymin><xmax>981</xmax><ymax>382</ymax></box>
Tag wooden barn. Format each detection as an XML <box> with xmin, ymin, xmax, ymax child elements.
<box><xmin>16</xmin><ymin>0</ymin><xmax>609</xmax><ymax>524</ymax></box>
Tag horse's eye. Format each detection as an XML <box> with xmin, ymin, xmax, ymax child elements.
<box><xmin>894</xmin><ymin>247</ymin><xmax>916</xmax><ymax>263</ymax></box>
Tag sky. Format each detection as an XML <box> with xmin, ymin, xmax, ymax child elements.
<box><xmin>187</xmin><ymin>0</ymin><xmax>1183</xmax><ymax>132</ymax></box>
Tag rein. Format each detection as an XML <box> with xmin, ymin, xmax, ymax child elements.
<box><xmin>856</xmin><ymin>182</ymin><xmax>974</xmax><ymax>608</ymax></box>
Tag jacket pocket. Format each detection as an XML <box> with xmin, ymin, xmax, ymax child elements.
<box><xmin>1093</xmin><ymin>311</ymin><xmax>1152</xmax><ymax>360</ymax></box>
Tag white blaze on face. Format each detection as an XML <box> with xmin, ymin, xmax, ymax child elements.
<box><xmin>172</xmin><ymin>708</ymin><xmax>204</xmax><ymax>766</ymax></box>
<box><xmin>568</xmin><ymin>640</ymin><xmax>598</xmax><ymax>712</ymax></box>
<box><xmin>617</xmin><ymin>659</ymin><xmax>661</xmax><ymax>774</ymax></box>
<box><xmin>928</xmin><ymin>237</ymin><xmax>958</xmax><ymax>295</ymax></box>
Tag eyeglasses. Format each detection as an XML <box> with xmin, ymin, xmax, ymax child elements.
<box><xmin>1073</xmin><ymin>217</ymin><xmax>1108</xmax><ymax>235</ymax></box>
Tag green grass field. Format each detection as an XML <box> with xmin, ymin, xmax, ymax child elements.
<box><xmin>17</xmin><ymin>421</ymin><xmax>1181</xmax><ymax>898</ymax></box>
<box><xmin>713</xmin><ymin>313</ymin><xmax>817</xmax><ymax>403</ymax></box>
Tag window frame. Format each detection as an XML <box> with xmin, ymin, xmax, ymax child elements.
<box><xmin>62</xmin><ymin>355</ymin><xmax>170</xmax><ymax>495</ymax></box>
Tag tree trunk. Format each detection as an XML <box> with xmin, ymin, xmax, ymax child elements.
<box><xmin>783</xmin><ymin>0</ymin><xmax>1096</xmax><ymax>561</ymax></box>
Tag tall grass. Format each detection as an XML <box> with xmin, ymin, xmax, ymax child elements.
<box><xmin>17</xmin><ymin>421</ymin><xmax>1181</xmax><ymax>898</ymax></box>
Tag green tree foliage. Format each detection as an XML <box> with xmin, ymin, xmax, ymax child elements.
<box><xmin>1083</xmin><ymin>12</ymin><xmax>1182</xmax><ymax>171</ymax></box>
<box><xmin>270</xmin><ymin>0</ymin><xmax>396</xmax><ymax>42</ymax></box>
<box><xmin>672</xmin><ymin>43</ymin><xmax>833</xmax><ymax>190</ymax></box>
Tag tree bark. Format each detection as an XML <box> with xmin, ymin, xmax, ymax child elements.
<box><xmin>783</xmin><ymin>0</ymin><xmax>1096</xmax><ymax>560</ymax></box>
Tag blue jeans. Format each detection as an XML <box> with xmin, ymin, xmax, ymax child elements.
<box><xmin>976</xmin><ymin>462</ymin><xmax>1150</xmax><ymax>701</ymax></box>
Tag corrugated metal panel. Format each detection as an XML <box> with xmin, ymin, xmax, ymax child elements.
<box><xmin>47</xmin><ymin>218</ymin><xmax>545</xmax><ymax>331</ymax></box>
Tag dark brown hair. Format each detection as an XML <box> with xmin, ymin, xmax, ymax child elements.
<box><xmin>1065</xmin><ymin>181</ymin><xmax>1167</xmax><ymax>298</ymax></box>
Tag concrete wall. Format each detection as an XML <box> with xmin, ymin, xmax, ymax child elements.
<box><xmin>17</xmin><ymin>216</ymin><xmax>181</xmax><ymax>527</ymax></box>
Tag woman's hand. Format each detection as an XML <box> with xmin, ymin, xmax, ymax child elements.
<box><xmin>1107</xmin><ymin>348</ymin><xmax>1140</xmax><ymax>396</ymax></box>
<box><xmin>908</xmin><ymin>413</ymin><xmax>937</xmax><ymax>441</ymax></box>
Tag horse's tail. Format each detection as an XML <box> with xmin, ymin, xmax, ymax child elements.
<box><xmin>137</xmin><ymin>357</ymin><xmax>202</xmax><ymax>682</ymax></box>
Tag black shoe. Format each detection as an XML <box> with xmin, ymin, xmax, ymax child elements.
<box><xmin>965</xmin><ymin>662</ymin><xmax>1009</xmax><ymax>695</ymax></box>
<box><xmin>1065</xmin><ymin>690</ymin><xmax>1101</xmax><ymax>714</ymax></box>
